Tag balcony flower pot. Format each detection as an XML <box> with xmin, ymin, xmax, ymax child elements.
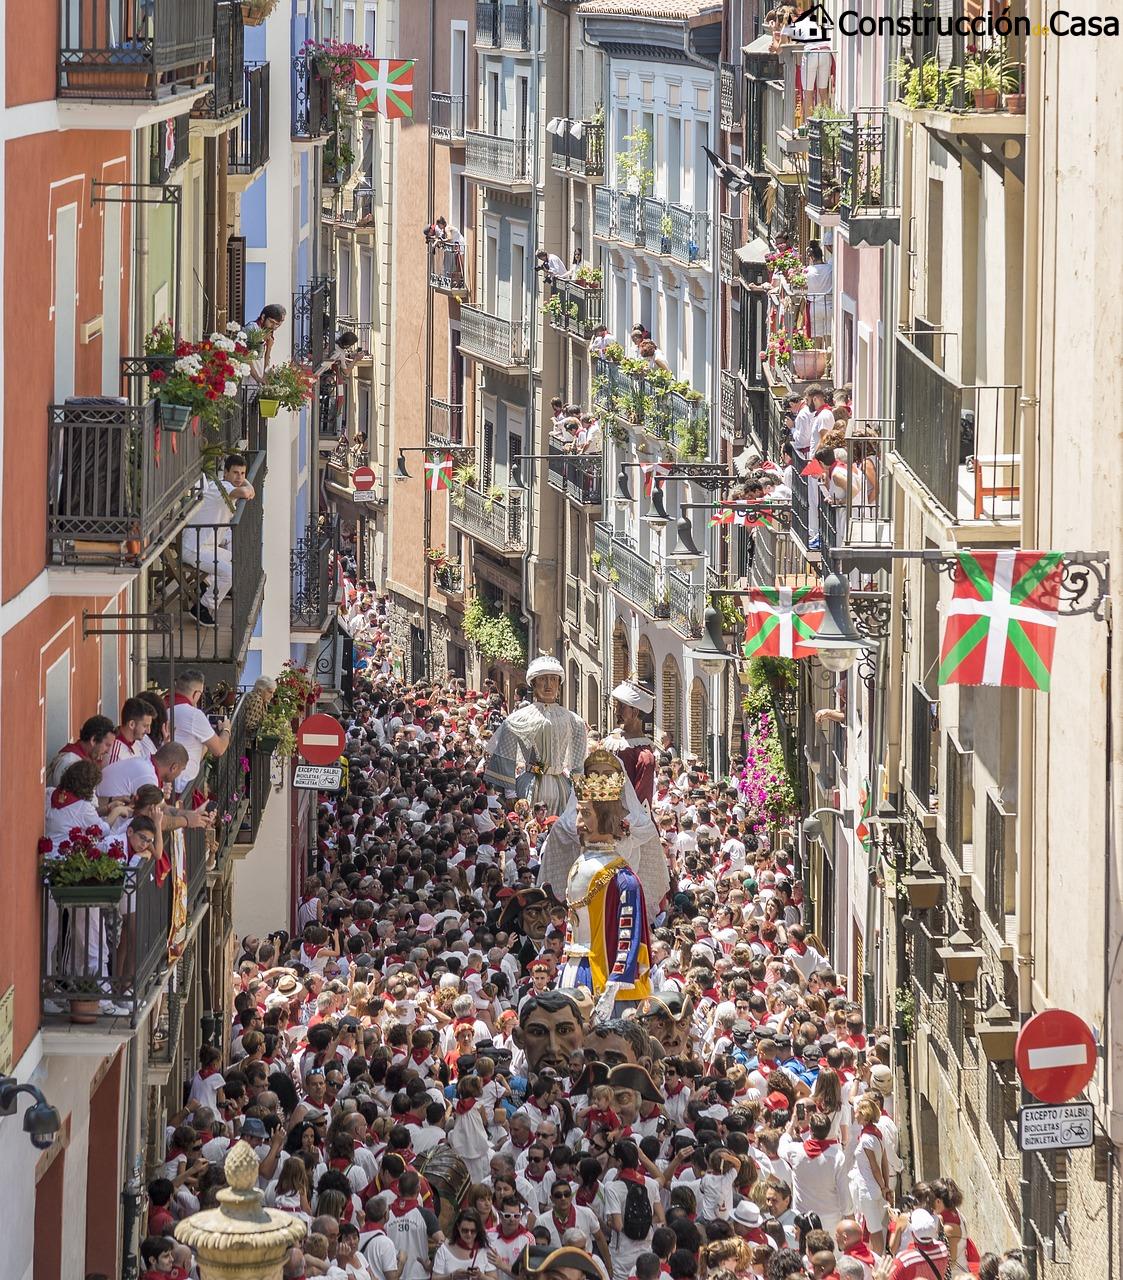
<box><xmin>1003</xmin><ymin>92</ymin><xmax>1026</xmax><ymax>113</ymax></box>
<box><xmin>48</xmin><ymin>881</ymin><xmax>126</xmax><ymax>908</ymax></box>
<box><xmin>790</xmin><ymin>348</ymin><xmax>829</xmax><ymax>380</ymax></box>
<box><xmin>937</xmin><ymin>930</ymin><xmax>985</xmax><ymax>985</ymax></box>
<box><xmin>258</xmin><ymin>397</ymin><xmax>281</xmax><ymax>418</ymax></box>
<box><xmin>158</xmin><ymin>402</ymin><xmax>195</xmax><ymax>432</ymax></box>
<box><xmin>900</xmin><ymin>858</ymin><xmax>944</xmax><ymax>910</ymax></box>
<box><xmin>69</xmin><ymin>997</ymin><xmax>103</xmax><ymax>1025</ymax></box>
<box><xmin>972</xmin><ymin>89</ymin><xmax>999</xmax><ymax>110</ymax></box>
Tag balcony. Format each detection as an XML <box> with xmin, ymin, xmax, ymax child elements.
<box><xmin>839</xmin><ymin>109</ymin><xmax>901</xmax><ymax>246</ymax></box>
<box><xmin>592</xmin><ymin>357</ymin><xmax>710</xmax><ymax>459</ymax></box>
<box><xmin>150</xmin><ymin>113</ymin><xmax>190</xmax><ymax>182</ymax></box>
<box><xmin>720</xmin><ymin>62</ymin><xmax>739</xmax><ymax>132</ymax></box>
<box><xmin>544</xmin><ymin>278</ymin><xmax>603</xmax><ymax>340</ymax></box>
<box><xmin>191</xmin><ymin>1</ymin><xmax>245</xmax><ymax>121</ymax></box>
<box><xmin>547</xmin><ymin>444</ymin><xmax>603</xmax><ymax>508</ymax></box>
<box><xmin>668</xmin><ymin>568</ymin><xmax>702</xmax><ymax>639</ymax></box>
<box><xmin>816</xmin><ymin>420</ymin><xmax>896</xmax><ymax>551</ymax></box>
<box><xmin>476</xmin><ymin>1</ymin><xmax>531</xmax><ymax>51</ymax></box>
<box><xmin>459</xmin><ymin>304</ymin><xmax>530</xmax><ymax>370</ymax></box>
<box><xmin>719</xmin><ymin>370</ymin><xmax>742</xmax><ymax>442</ymax></box>
<box><xmin>229</xmin><ymin>63</ymin><xmax>270</xmax><ymax>181</ymax></box>
<box><xmin>293</xmin><ymin>276</ymin><xmax>336</xmax><ymax>365</ymax></box>
<box><xmin>434</xmin><ymin>561</ymin><xmax>465</xmax><ymax>595</ymax></box>
<box><xmin>550</xmin><ymin>120</ymin><xmax>605</xmax><ymax>179</ymax></box>
<box><xmin>450</xmin><ymin>483</ymin><xmax>527</xmax><ymax>555</ymax></box>
<box><xmin>332</xmin><ymin>186</ymin><xmax>374</xmax><ymax>235</ymax></box>
<box><xmin>322</xmin><ymin>120</ymin><xmax>359</xmax><ymax>188</ymax></box>
<box><xmin>146</xmin><ymin>450</ymin><xmax>266</xmax><ymax>681</ymax></box>
<box><xmin>593</xmin><ymin>187</ymin><xmax>642</xmax><ymax>247</ymax></box>
<box><xmin>718</xmin><ymin>212</ymin><xmax>739</xmax><ymax>284</ymax></box>
<box><xmin>806</xmin><ymin>116</ymin><xmax>843</xmax><ymax>222</ymax></box>
<box><xmin>592</xmin><ymin>522</ymin><xmax>658</xmax><ymax>617</ymax></box>
<box><xmin>429</xmin><ymin>240</ymin><xmax>468</xmax><ymax>295</ymax></box>
<box><xmin>292</xmin><ymin>53</ymin><xmax>333</xmax><ymax>141</ymax></box>
<box><xmin>464</xmin><ymin>131</ymin><xmax>532</xmax><ymax>190</ymax></box>
<box><xmin>290</xmin><ymin>519</ymin><xmax>335</xmax><ymax>637</ymax></box>
<box><xmin>431</xmin><ymin>399</ymin><xmax>466</xmax><ymax>444</ymax></box>
<box><xmin>894</xmin><ymin>332</ymin><xmax>1020</xmax><ymax>522</ymax></box>
<box><xmin>46</xmin><ymin>397</ymin><xmax>208</xmax><ymax>569</ymax></box>
<box><xmin>631</xmin><ymin>197</ymin><xmax>711</xmax><ymax>267</ymax></box>
<box><xmin>204</xmin><ymin>692</ymin><xmax>273</xmax><ymax>863</ymax></box>
<box><xmin>58</xmin><ymin>0</ymin><xmax>214</xmax><ymax>102</ymax></box>
<box><xmin>432</xmin><ymin>93</ymin><xmax>466</xmax><ymax>143</ymax></box>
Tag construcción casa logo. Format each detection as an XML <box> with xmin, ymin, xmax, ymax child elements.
<box><xmin>786</xmin><ymin>4</ymin><xmax>1119</xmax><ymax>41</ymax></box>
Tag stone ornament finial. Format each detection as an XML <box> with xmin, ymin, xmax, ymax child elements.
<box><xmin>174</xmin><ymin>1140</ymin><xmax>306</xmax><ymax>1279</ymax></box>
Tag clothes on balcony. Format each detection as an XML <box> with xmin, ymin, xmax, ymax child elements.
<box><xmin>483</xmin><ymin>700</ymin><xmax>587</xmax><ymax>817</ymax></box>
<box><xmin>805</xmin><ymin>259</ymin><xmax>834</xmax><ymax>339</ymax></box>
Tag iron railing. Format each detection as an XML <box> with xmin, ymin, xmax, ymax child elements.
<box><xmin>460</xmin><ymin>305</ymin><xmax>530</xmax><ymax>368</ymax></box>
<box><xmin>431</xmin><ymin>399</ymin><xmax>465</xmax><ymax>444</ymax></box>
<box><xmin>501</xmin><ymin>2</ymin><xmax>531</xmax><ymax>50</ymax></box>
<box><xmin>986</xmin><ymin>1062</ymin><xmax>1017</xmax><ymax>1160</ymax></box>
<box><xmin>292</xmin><ymin>53</ymin><xmax>332</xmax><ymax>140</ymax></box>
<box><xmin>230</xmin><ymin>62</ymin><xmax>270</xmax><ymax>173</ymax></box>
<box><xmin>192</xmin><ymin>0</ymin><xmax>244</xmax><ymax>118</ymax></box>
<box><xmin>150</xmin><ymin>112</ymin><xmax>190</xmax><ymax>183</ymax></box>
<box><xmin>475</xmin><ymin>0</ymin><xmax>499</xmax><ymax>45</ymax></box>
<box><xmin>668</xmin><ymin>569</ymin><xmax>702</xmax><ymax>638</ymax></box>
<box><xmin>58</xmin><ymin>0</ymin><xmax>214</xmax><ymax>100</ymax></box>
<box><xmin>807</xmin><ymin>116</ymin><xmax>843</xmax><ymax>215</ymax></box>
<box><xmin>592</xmin><ymin>358</ymin><xmax>710</xmax><ymax>458</ymax></box>
<box><xmin>550</xmin><ymin>121</ymin><xmax>605</xmax><ymax>178</ymax></box>
<box><xmin>199</xmin><ymin>693</ymin><xmax>258</xmax><ymax>863</ymax></box>
<box><xmin>903</xmin><ymin>9</ymin><xmax>1027</xmax><ymax>115</ymax></box>
<box><xmin>910</xmin><ymin>682</ymin><xmax>937</xmax><ymax>810</ymax></box>
<box><xmin>293</xmin><ymin>276</ymin><xmax>336</xmax><ymax>364</ymax></box>
<box><xmin>545</xmin><ymin>278</ymin><xmax>603</xmax><ymax>339</ymax></box>
<box><xmin>840</xmin><ymin>109</ymin><xmax>900</xmax><ymax>244</ymax></box>
<box><xmin>984</xmin><ymin>791</ymin><xmax>1015</xmax><ymax>927</ymax></box>
<box><xmin>719</xmin><ymin>211</ymin><xmax>738</xmax><ymax>283</ymax></box>
<box><xmin>638</xmin><ymin>198</ymin><xmax>710</xmax><ymax>265</ymax></box>
<box><xmin>720</xmin><ymin>62</ymin><xmax>739</xmax><ymax>131</ymax></box>
<box><xmin>290</xmin><ymin>520</ymin><xmax>334</xmax><ymax>632</ymax></box>
<box><xmin>465</xmin><ymin>131</ymin><xmax>532</xmax><ymax>185</ymax></box>
<box><xmin>434</xmin><ymin>562</ymin><xmax>464</xmax><ymax>593</ymax></box>
<box><xmin>429</xmin><ymin>240</ymin><xmax>468</xmax><ymax>293</ymax></box>
<box><xmin>41</xmin><ymin>861</ymin><xmax>174</xmax><ymax>1024</ymax></box>
<box><xmin>47</xmin><ymin>397</ymin><xmax>207</xmax><ymax>566</ymax></box>
<box><xmin>895</xmin><ymin>332</ymin><xmax>1020</xmax><ymax>521</ymax></box>
<box><xmin>431</xmin><ymin>92</ymin><xmax>466</xmax><ymax>142</ymax></box>
<box><xmin>547</xmin><ymin>444</ymin><xmax>603</xmax><ymax>506</ymax></box>
<box><xmin>449</xmin><ymin>483</ymin><xmax>526</xmax><ymax>553</ymax></box>
<box><xmin>944</xmin><ymin>734</ymin><xmax>972</xmax><ymax>867</ymax></box>
<box><xmin>592</xmin><ymin>522</ymin><xmax>658</xmax><ymax>616</ymax></box>
<box><xmin>1026</xmin><ymin>1151</ymin><xmax>1069</xmax><ymax>1263</ymax></box>
<box><xmin>720</xmin><ymin>370</ymin><xmax>740</xmax><ymax>440</ymax></box>
<box><xmin>147</xmin><ymin>450</ymin><xmax>267</xmax><ymax>669</ymax></box>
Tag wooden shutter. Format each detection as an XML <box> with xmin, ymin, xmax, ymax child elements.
<box><xmin>226</xmin><ymin>236</ymin><xmax>246</xmax><ymax>327</ymax></box>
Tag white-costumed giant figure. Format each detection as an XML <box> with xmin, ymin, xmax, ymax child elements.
<box><xmin>482</xmin><ymin>656</ymin><xmax>588</xmax><ymax>816</ymax></box>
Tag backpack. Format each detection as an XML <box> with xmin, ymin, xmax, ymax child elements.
<box><xmin>621</xmin><ymin>1179</ymin><xmax>653</xmax><ymax>1241</ymax></box>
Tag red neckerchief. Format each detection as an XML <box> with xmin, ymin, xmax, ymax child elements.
<box><xmin>844</xmin><ymin>1032</ymin><xmax>868</xmax><ymax>1050</ymax></box>
<box><xmin>510</xmin><ymin>1131</ymin><xmax>532</xmax><ymax>1150</ymax></box>
<box><xmin>455</xmin><ymin>1097</ymin><xmax>477</xmax><ymax>1115</ymax></box>
<box><xmin>664</xmin><ymin>1082</ymin><xmax>685</xmax><ymax>1098</ymax></box>
<box><xmin>552</xmin><ymin>1204</ymin><xmax>577</xmax><ymax>1231</ymax></box>
<box><xmin>860</xmin><ymin>1122</ymin><xmax>882</xmax><ymax>1141</ymax></box>
<box><xmin>198</xmin><ymin>1065</ymin><xmax>220</xmax><ymax>1079</ymax></box>
<box><xmin>576</xmin><ymin>1186</ymin><xmax>596</xmax><ymax>1207</ymax></box>
<box><xmin>170</xmin><ymin>693</ymin><xmax>196</xmax><ymax>708</ymax></box>
<box><xmin>390</xmin><ymin>1196</ymin><xmax>420</xmax><ymax>1217</ymax></box>
<box><xmin>330</xmin><ymin>1157</ymin><xmax>351</xmax><ymax>1172</ymax></box>
<box><xmin>411</xmin><ymin>1047</ymin><xmax>431</xmax><ymax>1065</ymax></box>
<box><xmin>843</xmin><ymin>1241</ymin><xmax>876</xmax><ymax>1264</ymax></box>
<box><xmin>301</xmin><ymin>942</ymin><xmax>321</xmax><ymax>961</ymax></box>
<box><xmin>787</xmin><ymin>940</ymin><xmax>807</xmax><ymax>956</ymax></box>
<box><xmin>115</xmin><ymin>730</ymin><xmax>135</xmax><ymax>747</ymax></box>
<box><xmin>483</xmin><ymin>1211</ymin><xmax>498</xmax><ymax>1233</ymax></box>
<box><xmin>802</xmin><ymin>1138</ymin><xmax>837</xmax><ymax>1158</ymax></box>
<box><xmin>758</xmin><ymin>1059</ymin><xmax>776</xmax><ymax>1078</ymax></box>
<box><xmin>525</xmin><ymin>1166</ymin><xmax>547</xmax><ymax>1183</ymax></box>
<box><xmin>745</xmin><ymin>1228</ymin><xmax>766</xmax><ymax>1246</ymax></box>
<box><xmin>617</xmin><ymin>1168</ymin><xmax>646</xmax><ymax>1187</ymax></box>
<box><xmin>58</xmin><ymin>742</ymin><xmax>89</xmax><ymax>760</ymax></box>
<box><xmin>50</xmin><ymin>789</ymin><xmax>81</xmax><ymax>809</ymax></box>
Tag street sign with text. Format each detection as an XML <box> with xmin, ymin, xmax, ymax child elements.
<box><xmin>1015</xmin><ymin>1009</ymin><xmax>1097</xmax><ymax>1104</ymax></box>
<box><xmin>1018</xmin><ymin>1102</ymin><xmax>1094</xmax><ymax>1152</ymax></box>
<box><xmin>293</xmin><ymin>764</ymin><xmax>343</xmax><ymax>790</ymax></box>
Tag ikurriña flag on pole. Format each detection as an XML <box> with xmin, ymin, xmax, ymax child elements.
<box><xmin>937</xmin><ymin>550</ymin><xmax>1064</xmax><ymax>690</ymax></box>
<box><xmin>354</xmin><ymin>58</ymin><xmax>416</xmax><ymax>117</ymax></box>
<box><xmin>425</xmin><ymin>453</ymin><xmax>454</xmax><ymax>492</ymax></box>
<box><xmin>742</xmin><ymin>585</ymin><xmax>826</xmax><ymax>659</ymax></box>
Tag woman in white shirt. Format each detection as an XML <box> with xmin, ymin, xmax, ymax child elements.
<box><xmin>432</xmin><ymin>1210</ymin><xmax>497</xmax><ymax>1280</ymax></box>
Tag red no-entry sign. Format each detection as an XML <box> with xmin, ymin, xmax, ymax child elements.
<box><xmin>352</xmin><ymin>466</ymin><xmax>376</xmax><ymax>491</ymax></box>
<box><xmin>297</xmin><ymin>713</ymin><xmax>346</xmax><ymax>766</ymax></box>
<box><xmin>1015</xmin><ymin>1009</ymin><xmax>1097</xmax><ymax>1104</ymax></box>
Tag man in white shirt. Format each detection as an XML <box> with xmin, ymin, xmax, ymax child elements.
<box><xmin>779</xmin><ymin>1111</ymin><xmax>850</xmax><ymax>1234</ymax></box>
<box><xmin>108</xmin><ymin>697</ymin><xmax>154</xmax><ymax>764</ymax></box>
<box><xmin>182</xmin><ymin>453</ymin><xmax>256</xmax><ymax>626</ymax></box>
<box><xmin>805</xmin><ymin>242</ymin><xmax>834</xmax><ymax>344</ymax></box>
<box><xmin>171</xmin><ymin>669</ymin><xmax>233</xmax><ymax>793</ymax></box>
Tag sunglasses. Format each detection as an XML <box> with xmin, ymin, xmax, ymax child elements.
<box><xmin>552</xmin><ymin>1190</ymin><xmax>572</xmax><ymax>1199</ymax></box>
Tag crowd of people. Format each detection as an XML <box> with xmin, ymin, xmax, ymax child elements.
<box><xmin>81</xmin><ymin>599</ymin><xmax>1026</xmax><ymax>1280</ymax></box>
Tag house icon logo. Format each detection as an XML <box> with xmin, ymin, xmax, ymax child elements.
<box><xmin>788</xmin><ymin>3</ymin><xmax>833</xmax><ymax>43</ymax></box>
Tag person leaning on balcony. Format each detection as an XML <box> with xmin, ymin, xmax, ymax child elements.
<box><xmin>97</xmin><ymin>743</ymin><xmax>213</xmax><ymax>832</ymax></box>
<box><xmin>171</xmin><ymin>670</ymin><xmax>232</xmax><ymax>794</ymax></box>
<box><xmin>136</xmin><ymin>688</ymin><xmax>169</xmax><ymax>758</ymax></box>
<box><xmin>183</xmin><ymin>452</ymin><xmax>257</xmax><ymax>627</ymax></box>
<box><xmin>536</xmin><ymin>249</ymin><xmax>570</xmax><ymax>287</ymax></box>
<box><xmin>44</xmin><ymin>758</ymin><xmax>128</xmax><ymax>848</ymax></box>
<box><xmin>108</xmin><ymin>695</ymin><xmax>155</xmax><ymax>765</ymax></box>
<box><xmin>246</xmin><ymin>302</ymin><xmax>287</xmax><ymax>381</ymax></box>
<box><xmin>589</xmin><ymin>324</ymin><xmax>615</xmax><ymax>358</ymax></box>
<box><xmin>639</xmin><ymin>339</ymin><xmax>671</xmax><ymax>374</ymax></box>
<box><xmin>47</xmin><ymin>713</ymin><xmax>114</xmax><ymax>785</ymax></box>
<box><xmin>805</xmin><ymin>242</ymin><xmax>834</xmax><ymax>347</ymax></box>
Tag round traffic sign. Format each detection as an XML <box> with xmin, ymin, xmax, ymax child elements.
<box><xmin>297</xmin><ymin>713</ymin><xmax>346</xmax><ymax>766</ymax></box>
<box><xmin>1015</xmin><ymin>1009</ymin><xmax>1097</xmax><ymax>1104</ymax></box>
<box><xmin>352</xmin><ymin>465</ymin><xmax>376</xmax><ymax>491</ymax></box>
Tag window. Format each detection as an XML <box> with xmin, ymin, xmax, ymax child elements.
<box><xmin>480</xmin><ymin>416</ymin><xmax>495</xmax><ymax>490</ymax></box>
<box><xmin>44</xmin><ymin>653</ymin><xmax>71</xmax><ymax>770</ymax></box>
<box><xmin>984</xmin><ymin>791</ymin><xmax>1015</xmax><ymax>926</ymax></box>
<box><xmin>342</xmin><ymin>3</ymin><xmax>354</xmax><ymax>44</ymax></box>
<box><xmin>53</xmin><ymin>204</ymin><xmax>78</xmax><ymax>401</ymax></box>
<box><xmin>487</xmin><ymin>71</ymin><xmax>500</xmax><ymax>134</ymax></box>
<box><xmin>451</xmin><ymin>24</ymin><xmax>467</xmax><ymax>100</ymax></box>
<box><xmin>101</xmin><ymin>198</ymin><xmax>122</xmax><ymax>395</ymax></box>
<box><xmin>100</xmin><ymin>625</ymin><xmax>118</xmax><ymax>720</ymax></box>
<box><xmin>338</xmin><ymin>243</ymin><xmax>352</xmax><ymax>317</ymax></box>
<box><xmin>363</xmin><ymin>5</ymin><xmax>375</xmax><ymax>51</ymax></box>
<box><xmin>667</xmin><ymin>117</ymin><xmax>682</xmax><ymax>204</ymax></box>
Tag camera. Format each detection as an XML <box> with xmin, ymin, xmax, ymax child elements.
<box><xmin>0</xmin><ymin>1080</ymin><xmax>62</xmax><ymax>1151</ymax></box>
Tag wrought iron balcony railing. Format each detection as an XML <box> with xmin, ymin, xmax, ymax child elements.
<box><xmin>229</xmin><ymin>62</ymin><xmax>270</xmax><ymax>174</ymax></box>
<box><xmin>450</xmin><ymin>483</ymin><xmax>526</xmax><ymax>554</ymax></box>
<box><xmin>59</xmin><ymin>0</ymin><xmax>214</xmax><ymax>101</ymax></box>
<box><xmin>638</xmin><ymin>198</ymin><xmax>711</xmax><ymax>266</ymax></box>
<box><xmin>429</xmin><ymin>240</ymin><xmax>468</xmax><ymax>293</ymax></box>
<box><xmin>544</xmin><ymin>278</ymin><xmax>603</xmax><ymax>340</ymax></box>
<box><xmin>293</xmin><ymin>275</ymin><xmax>336</xmax><ymax>364</ymax></box>
<box><xmin>431</xmin><ymin>93</ymin><xmax>466</xmax><ymax>142</ymax></box>
<box><xmin>475</xmin><ymin>1</ymin><xmax>531</xmax><ymax>50</ymax></box>
<box><xmin>290</xmin><ymin>519</ymin><xmax>335</xmax><ymax>634</ymax></box>
<box><xmin>591</xmin><ymin>357</ymin><xmax>710</xmax><ymax>459</ymax></box>
<box><xmin>547</xmin><ymin>444</ymin><xmax>603</xmax><ymax>507</ymax></box>
<box><xmin>839</xmin><ymin>108</ymin><xmax>901</xmax><ymax>245</ymax></box>
<box><xmin>292</xmin><ymin>52</ymin><xmax>333</xmax><ymax>140</ymax></box>
<box><xmin>434</xmin><ymin>561</ymin><xmax>464</xmax><ymax>594</ymax></box>
<box><xmin>807</xmin><ymin>116</ymin><xmax>843</xmax><ymax>216</ymax></box>
<box><xmin>550</xmin><ymin>120</ymin><xmax>605</xmax><ymax>178</ymax></box>
<box><xmin>431</xmin><ymin>399</ymin><xmax>466</xmax><ymax>444</ymax></box>
<box><xmin>465</xmin><ymin>131</ymin><xmax>533</xmax><ymax>187</ymax></box>
<box><xmin>150</xmin><ymin>113</ymin><xmax>190</xmax><ymax>182</ymax></box>
<box><xmin>719</xmin><ymin>211</ymin><xmax>738</xmax><ymax>283</ymax></box>
<box><xmin>720</xmin><ymin>62</ymin><xmax>739</xmax><ymax>132</ymax></box>
<box><xmin>459</xmin><ymin>304</ymin><xmax>530</xmax><ymax>369</ymax></box>
<box><xmin>592</xmin><ymin>522</ymin><xmax>658</xmax><ymax>617</ymax></box>
<box><xmin>192</xmin><ymin>0</ymin><xmax>245</xmax><ymax>119</ymax></box>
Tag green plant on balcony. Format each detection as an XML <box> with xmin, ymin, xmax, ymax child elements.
<box><xmin>463</xmin><ymin>595</ymin><xmax>528</xmax><ymax>666</ymax></box>
<box><xmin>894</xmin><ymin>55</ymin><xmax>947</xmax><ymax>110</ymax></box>
<box><xmin>607</xmin><ymin>418</ymin><xmax>629</xmax><ymax>447</ymax></box>
<box><xmin>602</xmin><ymin>342</ymin><xmax>625</xmax><ymax>364</ymax></box>
<box><xmin>945</xmin><ymin>44</ymin><xmax>1019</xmax><ymax>107</ymax></box>
<box><xmin>717</xmin><ymin>594</ymin><xmax>745</xmax><ymax>633</ymax></box>
<box><xmin>574</xmin><ymin>264</ymin><xmax>602</xmax><ymax>288</ymax></box>
<box><xmin>809</xmin><ymin>102</ymin><xmax>849</xmax><ymax>150</ymax></box>
<box><xmin>615</xmin><ymin>128</ymin><xmax>653</xmax><ymax>196</ymax></box>
<box><xmin>450</xmin><ymin>463</ymin><xmax>476</xmax><ymax>509</ymax></box>
<box><xmin>591</xmin><ymin>103</ymin><xmax>605</xmax><ymax>126</ymax></box>
<box><xmin>483</xmin><ymin>485</ymin><xmax>506</xmax><ymax>510</ymax></box>
<box><xmin>590</xmin><ymin>550</ymin><xmax>603</xmax><ymax>571</ymax></box>
<box><xmin>300</xmin><ymin>37</ymin><xmax>375</xmax><ymax>98</ymax></box>
<box><xmin>895</xmin><ymin>985</ymin><xmax>917</xmax><ymax>1038</ymax></box>
<box><xmin>674</xmin><ymin>417</ymin><xmax>709</xmax><ymax>462</ymax></box>
<box><xmin>543</xmin><ymin>293</ymin><xmax>565</xmax><ymax>322</ymax></box>
<box><xmin>40</xmin><ymin>827</ymin><xmax>128</xmax><ymax>892</ymax></box>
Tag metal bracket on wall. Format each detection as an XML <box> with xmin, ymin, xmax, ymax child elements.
<box><xmin>91</xmin><ymin>181</ymin><xmax>182</xmax><ymax>207</ymax></box>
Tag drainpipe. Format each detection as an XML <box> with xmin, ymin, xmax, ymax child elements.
<box><xmin>421</xmin><ymin>0</ymin><xmax>436</xmax><ymax>676</ymax></box>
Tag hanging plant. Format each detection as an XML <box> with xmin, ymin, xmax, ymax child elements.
<box><xmin>463</xmin><ymin>596</ymin><xmax>527</xmax><ymax>666</ymax></box>
<box><xmin>739</xmin><ymin>656</ymin><xmax>799</xmax><ymax>830</ymax></box>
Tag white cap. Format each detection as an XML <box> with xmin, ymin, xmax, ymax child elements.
<box><xmin>611</xmin><ymin>680</ymin><xmax>655</xmax><ymax>714</ymax></box>
<box><xmin>527</xmin><ymin>656</ymin><xmax>565</xmax><ymax>683</ymax></box>
<box><xmin>910</xmin><ymin>1209</ymin><xmax>939</xmax><ymax>1242</ymax></box>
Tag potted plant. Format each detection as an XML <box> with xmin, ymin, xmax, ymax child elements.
<box><xmin>149</xmin><ymin>330</ymin><xmax>253</xmax><ymax>431</ymax></box>
<box><xmin>66</xmin><ymin>976</ymin><xmax>106</xmax><ymax>1025</ymax></box>
<box><xmin>299</xmin><ymin>37</ymin><xmax>375</xmax><ymax>98</ymax></box>
<box><xmin>258</xmin><ymin>360</ymin><xmax>316</xmax><ymax>417</ymax></box>
<box><xmin>574</xmin><ymin>264</ymin><xmax>602</xmax><ymax>289</ymax></box>
<box><xmin>1003</xmin><ymin>66</ymin><xmax>1026</xmax><ymax>113</ymax></box>
<box><xmin>949</xmin><ymin>45</ymin><xmax>1018</xmax><ymax>111</ymax></box>
<box><xmin>41</xmin><ymin>826</ymin><xmax>129</xmax><ymax>906</ymax></box>
<box><xmin>788</xmin><ymin>332</ymin><xmax>829</xmax><ymax>380</ymax></box>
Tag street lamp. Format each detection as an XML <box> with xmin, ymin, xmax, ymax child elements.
<box><xmin>800</xmin><ymin>569</ymin><xmax>871</xmax><ymax>672</ymax></box>
<box><xmin>802</xmin><ymin>806</ymin><xmax>845</xmax><ymax>841</ymax></box>
<box><xmin>690</xmin><ymin>597</ymin><xmax>737</xmax><ymax>677</ymax></box>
